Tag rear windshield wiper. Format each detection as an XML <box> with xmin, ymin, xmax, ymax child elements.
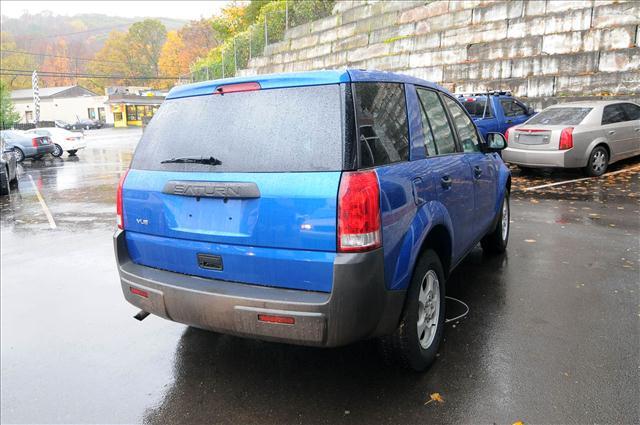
<box><xmin>161</xmin><ymin>156</ymin><xmax>222</xmax><ymax>166</ymax></box>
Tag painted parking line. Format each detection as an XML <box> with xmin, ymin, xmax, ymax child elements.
<box><xmin>27</xmin><ymin>175</ymin><xmax>57</xmax><ymax>229</ymax></box>
<box><xmin>522</xmin><ymin>165</ymin><xmax>640</xmax><ymax>192</ymax></box>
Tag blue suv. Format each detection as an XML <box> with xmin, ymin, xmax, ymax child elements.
<box><xmin>114</xmin><ymin>70</ymin><xmax>511</xmax><ymax>371</ymax></box>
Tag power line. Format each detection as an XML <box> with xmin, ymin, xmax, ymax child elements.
<box><xmin>15</xmin><ymin>23</ymin><xmax>133</xmax><ymax>42</ymax></box>
<box><xmin>0</xmin><ymin>68</ymin><xmax>180</xmax><ymax>80</ymax></box>
<box><xmin>0</xmin><ymin>48</ymin><xmax>184</xmax><ymax>71</ymax></box>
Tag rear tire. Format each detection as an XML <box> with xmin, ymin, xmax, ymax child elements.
<box><xmin>378</xmin><ymin>249</ymin><xmax>446</xmax><ymax>371</ymax></box>
<box><xmin>13</xmin><ymin>148</ymin><xmax>24</xmax><ymax>162</ymax></box>
<box><xmin>52</xmin><ymin>144</ymin><xmax>63</xmax><ymax>157</ymax></box>
<box><xmin>481</xmin><ymin>191</ymin><xmax>510</xmax><ymax>254</ymax></box>
<box><xmin>583</xmin><ymin>146</ymin><xmax>608</xmax><ymax>177</ymax></box>
<box><xmin>0</xmin><ymin>169</ymin><xmax>10</xmax><ymax>196</ymax></box>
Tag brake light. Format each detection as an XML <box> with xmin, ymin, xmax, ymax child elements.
<box><xmin>32</xmin><ymin>138</ymin><xmax>39</xmax><ymax>147</ymax></box>
<box><xmin>559</xmin><ymin>127</ymin><xmax>574</xmax><ymax>150</ymax></box>
<box><xmin>337</xmin><ymin>170</ymin><xmax>381</xmax><ymax>252</ymax></box>
<box><xmin>504</xmin><ymin>127</ymin><xmax>512</xmax><ymax>143</ymax></box>
<box><xmin>214</xmin><ymin>82</ymin><xmax>261</xmax><ymax>94</ymax></box>
<box><xmin>116</xmin><ymin>169</ymin><xmax>129</xmax><ymax>229</ymax></box>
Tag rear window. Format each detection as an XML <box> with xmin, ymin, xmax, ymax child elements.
<box><xmin>527</xmin><ymin>107</ymin><xmax>592</xmax><ymax>125</ymax></box>
<box><xmin>131</xmin><ymin>84</ymin><xmax>344</xmax><ymax>172</ymax></box>
<box><xmin>462</xmin><ymin>99</ymin><xmax>493</xmax><ymax>118</ymax></box>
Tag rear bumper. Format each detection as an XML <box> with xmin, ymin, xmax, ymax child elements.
<box><xmin>502</xmin><ymin>147</ymin><xmax>584</xmax><ymax>168</ymax></box>
<box><xmin>114</xmin><ymin>230</ymin><xmax>405</xmax><ymax>347</ymax></box>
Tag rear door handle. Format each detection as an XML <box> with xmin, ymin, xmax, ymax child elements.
<box><xmin>608</xmin><ymin>130</ymin><xmax>616</xmax><ymax>135</ymax></box>
<box><xmin>440</xmin><ymin>175</ymin><xmax>452</xmax><ymax>189</ymax></box>
<box><xmin>474</xmin><ymin>166</ymin><xmax>482</xmax><ymax>178</ymax></box>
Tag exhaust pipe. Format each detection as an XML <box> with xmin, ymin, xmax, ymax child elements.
<box><xmin>134</xmin><ymin>310</ymin><xmax>150</xmax><ymax>321</ymax></box>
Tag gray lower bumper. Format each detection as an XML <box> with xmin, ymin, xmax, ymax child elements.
<box><xmin>114</xmin><ymin>231</ymin><xmax>405</xmax><ymax>347</ymax></box>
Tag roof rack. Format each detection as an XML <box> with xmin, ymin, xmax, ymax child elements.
<box><xmin>455</xmin><ymin>90</ymin><xmax>512</xmax><ymax>97</ymax></box>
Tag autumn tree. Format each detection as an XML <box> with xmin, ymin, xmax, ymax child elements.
<box><xmin>0</xmin><ymin>32</ymin><xmax>37</xmax><ymax>89</ymax></box>
<box><xmin>158</xmin><ymin>19</ymin><xmax>219</xmax><ymax>81</ymax></box>
<box><xmin>40</xmin><ymin>38</ymin><xmax>75</xmax><ymax>86</ymax></box>
<box><xmin>87</xmin><ymin>30</ymin><xmax>133</xmax><ymax>91</ymax></box>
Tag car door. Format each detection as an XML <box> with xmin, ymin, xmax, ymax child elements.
<box><xmin>601</xmin><ymin>104</ymin><xmax>634</xmax><ymax>161</ymax></box>
<box><xmin>441</xmin><ymin>94</ymin><xmax>497</xmax><ymax>241</ymax></box>
<box><xmin>617</xmin><ymin>103</ymin><xmax>640</xmax><ymax>158</ymax></box>
<box><xmin>500</xmin><ymin>98</ymin><xmax>530</xmax><ymax>133</ymax></box>
<box><xmin>416</xmin><ymin>87</ymin><xmax>475</xmax><ymax>263</ymax></box>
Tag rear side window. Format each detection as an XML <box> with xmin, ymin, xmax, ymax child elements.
<box><xmin>354</xmin><ymin>83</ymin><xmax>409</xmax><ymax>168</ymax></box>
<box><xmin>417</xmin><ymin>88</ymin><xmax>456</xmax><ymax>155</ymax></box>
<box><xmin>442</xmin><ymin>96</ymin><xmax>480</xmax><ymax>153</ymax></box>
<box><xmin>620</xmin><ymin>103</ymin><xmax>640</xmax><ymax>120</ymax></box>
<box><xmin>131</xmin><ymin>85</ymin><xmax>344</xmax><ymax>172</ymax></box>
<box><xmin>527</xmin><ymin>107</ymin><xmax>592</xmax><ymax>125</ymax></box>
<box><xmin>462</xmin><ymin>99</ymin><xmax>494</xmax><ymax>118</ymax></box>
<box><xmin>500</xmin><ymin>99</ymin><xmax>528</xmax><ymax>117</ymax></box>
<box><xmin>601</xmin><ymin>104</ymin><xmax>627</xmax><ymax>125</ymax></box>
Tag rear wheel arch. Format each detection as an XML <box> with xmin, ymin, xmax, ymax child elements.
<box><xmin>417</xmin><ymin>225</ymin><xmax>452</xmax><ymax>280</ymax></box>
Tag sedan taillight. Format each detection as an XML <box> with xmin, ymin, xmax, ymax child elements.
<box><xmin>559</xmin><ymin>127</ymin><xmax>574</xmax><ymax>150</ymax></box>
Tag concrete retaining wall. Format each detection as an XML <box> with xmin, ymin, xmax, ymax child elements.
<box><xmin>238</xmin><ymin>0</ymin><xmax>640</xmax><ymax>109</ymax></box>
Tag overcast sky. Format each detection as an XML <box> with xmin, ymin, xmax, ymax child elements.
<box><xmin>1</xmin><ymin>1</ymin><xmax>235</xmax><ymax>20</ymax></box>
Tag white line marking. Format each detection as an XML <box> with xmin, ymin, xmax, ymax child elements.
<box><xmin>522</xmin><ymin>165</ymin><xmax>640</xmax><ymax>191</ymax></box>
<box><xmin>28</xmin><ymin>174</ymin><xmax>57</xmax><ymax>229</ymax></box>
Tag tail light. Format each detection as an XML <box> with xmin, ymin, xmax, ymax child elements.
<box><xmin>504</xmin><ymin>127</ymin><xmax>512</xmax><ymax>143</ymax></box>
<box><xmin>32</xmin><ymin>138</ymin><xmax>39</xmax><ymax>147</ymax></box>
<box><xmin>116</xmin><ymin>170</ymin><xmax>129</xmax><ymax>229</ymax></box>
<box><xmin>559</xmin><ymin>127</ymin><xmax>574</xmax><ymax>150</ymax></box>
<box><xmin>337</xmin><ymin>170</ymin><xmax>381</xmax><ymax>252</ymax></box>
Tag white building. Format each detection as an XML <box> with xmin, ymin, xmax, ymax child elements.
<box><xmin>10</xmin><ymin>85</ymin><xmax>113</xmax><ymax>125</ymax></box>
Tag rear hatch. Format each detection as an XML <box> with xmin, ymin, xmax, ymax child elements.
<box><xmin>122</xmin><ymin>83</ymin><xmax>347</xmax><ymax>292</ymax></box>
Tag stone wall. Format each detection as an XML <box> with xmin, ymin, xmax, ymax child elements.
<box><xmin>237</xmin><ymin>0</ymin><xmax>640</xmax><ymax>109</ymax></box>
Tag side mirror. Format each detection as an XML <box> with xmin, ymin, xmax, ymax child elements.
<box><xmin>486</xmin><ymin>132</ymin><xmax>507</xmax><ymax>151</ymax></box>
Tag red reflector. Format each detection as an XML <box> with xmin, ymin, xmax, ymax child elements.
<box><xmin>130</xmin><ymin>287</ymin><xmax>148</xmax><ymax>298</ymax></box>
<box><xmin>257</xmin><ymin>314</ymin><xmax>295</xmax><ymax>325</ymax></box>
<box><xmin>559</xmin><ymin>127</ymin><xmax>574</xmax><ymax>150</ymax></box>
<box><xmin>214</xmin><ymin>82</ymin><xmax>261</xmax><ymax>94</ymax></box>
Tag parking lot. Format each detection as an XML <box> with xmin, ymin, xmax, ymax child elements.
<box><xmin>1</xmin><ymin>127</ymin><xmax>638</xmax><ymax>424</ymax></box>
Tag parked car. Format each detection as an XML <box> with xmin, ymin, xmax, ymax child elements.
<box><xmin>458</xmin><ymin>91</ymin><xmax>536</xmax><ymax>139</ymax></box>
<box><xmin>114</xmin><ymin>70</ymin><xmax>511</xmax><ymax>371</ymax></box>
<box><xmin>503</xmin><ymin>100</ymin><xmax>640</xmax><ymax>176</ymax></box>
<box><xmin>25</xmin><ymin>127</ymin><xmax>87</xmax><ymax>157</ymax></box>
<box><xmin>0</xmin><ymin>130</ymin><xmax>55</xmax><ymax>162</ymax></box>
<box><xmin>55</xmin><ymin>120</ymin><xmax>72</xmax><ymax>130</ymax></box>
<box><xmin>0</xmin><ymin>136</ymin><xmax>18</xmax><ymax>196</ymax></box>
<box><xmin>71</xmin><ymin>119</ymin><xmax>102</xmax><ymax>130</ymax></box>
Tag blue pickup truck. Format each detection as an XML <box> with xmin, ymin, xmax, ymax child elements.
<box><xmin>115</xmin><ymin>70</ymin><xmax>511</xmax><ymax>371</ymax></box>
<box><xmin>458</xmin><ymin>91</ymin><xmax>535</xmax><ymax>139</ymax></box>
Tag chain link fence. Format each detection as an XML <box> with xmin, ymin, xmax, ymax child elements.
<box><xmin>182</xmin><ymin>1</ymin><xmax>334</xmax><ymax>83</ymax></box>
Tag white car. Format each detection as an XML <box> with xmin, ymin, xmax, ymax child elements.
<box><xmin>26</xmin><ymin>127</ymin><xmax>87</xmax><ymax>157</ymax></box>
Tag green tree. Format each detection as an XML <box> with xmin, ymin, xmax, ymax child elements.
<box><xmin>0</xmin><ymin>80</ymin><xmax>21</xmax><ymax>129</ymax></box>
<box><xmin>127</xmin><ymin>19</ymin><xmax>168</xmax><ymax>79</ymax></box>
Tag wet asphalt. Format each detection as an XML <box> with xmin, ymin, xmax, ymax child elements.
<box><xmin>1</xmin><ymin>128</ymin><xmax>638</xmax><ymax>424</ymax></box>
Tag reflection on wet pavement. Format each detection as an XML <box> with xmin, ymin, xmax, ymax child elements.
<box><xmin>1</xmin><ymin>128</ymin><xmax>638</xmax><ymax>424</ymax></box>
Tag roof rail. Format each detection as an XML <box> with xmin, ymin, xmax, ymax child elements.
<box><xmin>455</xmin><ymin>90</ymin><xmax>513</xmax><ymax>97</ymax></box>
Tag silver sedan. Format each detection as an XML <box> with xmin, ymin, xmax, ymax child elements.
<box><xmin>503</xmin><ymin>100</ymin><xmax>640</xmax><ymax>176</ymax></box>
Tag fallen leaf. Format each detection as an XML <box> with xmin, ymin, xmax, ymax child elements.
<box><xmin>513</xmin><ymin>421</ymin><xmax>525</xmax><ymax>425</ymax></box>
<box><xmin>524</xmin><ymin>239</ymin><xmax>536</xmax><ymax>243</ymax></box>
<box><xmin>424</xmin><ymin>392</ymin><xmax>444</xmax><ymax>405</ymax></box>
